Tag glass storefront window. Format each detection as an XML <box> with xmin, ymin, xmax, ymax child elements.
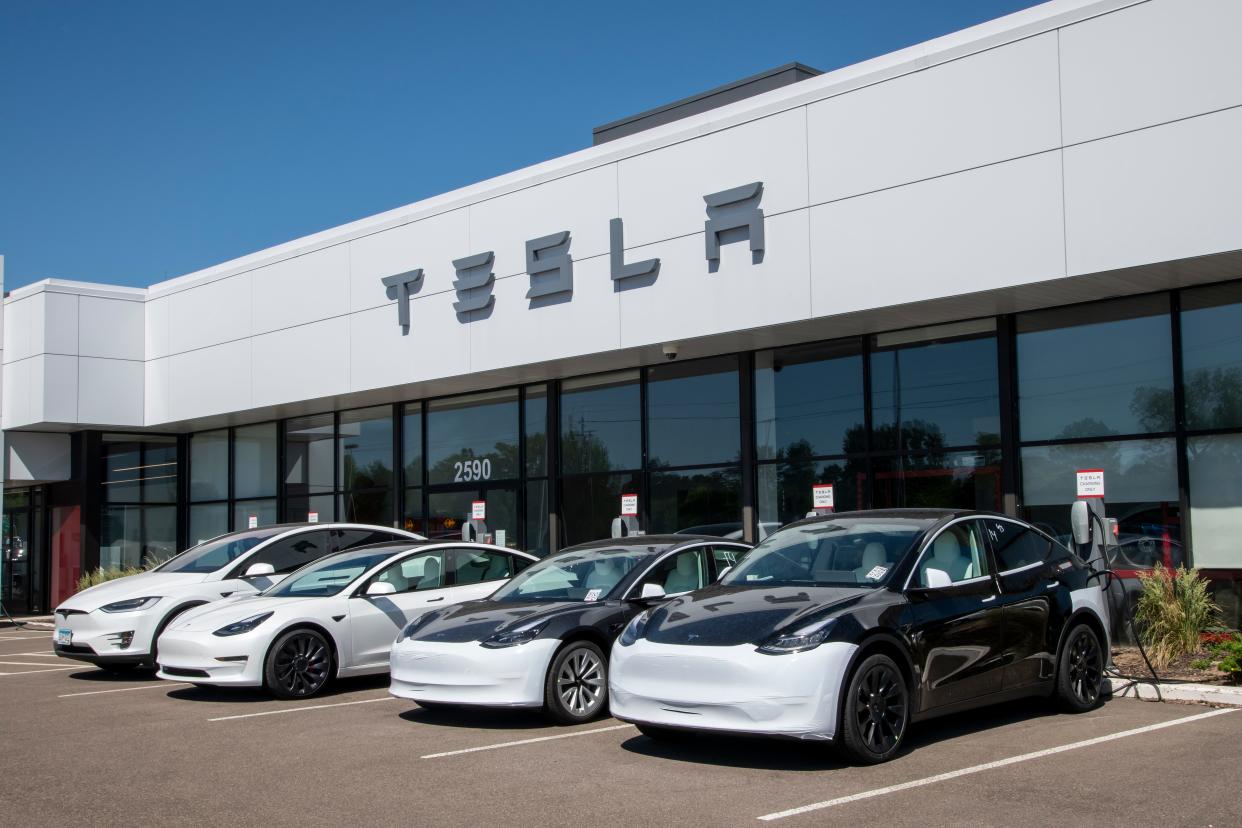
<box><xmin>525</xmin><ymin>385</ymin><xmax>548</xmax><ymax>478</ymax></box>
<box><xmin>1181</xmin><ymin>282</ymin><xmax>1242</xmax><ymax>431</ymax></box>
<box><xmin>188</xmin><ymin>503</ymin><xmax>228</xmax><ymax>545</ymax></box>
<box><xmin>403</xmin><ymin>404</ymin><xmax>423</xmax><ymax>488</ymax></box>
<box><xmin>339</xmin><ymin>406</ymin><xmax>394</xmax><ymax>491</ymax></box>
<box><xmin>101</xmin><ymin>504</ymin><xmax>177</xmax><ymax>569</ymax></box>
<box><xmin>286</xmin><ymin>414</ymin><xmax>335</xmax><ymax>497</ymax></box>
<box><xmin>559</xmin><ymin>472</ymin><xmax>642</xmax><ymax>548</ymax></box>
<box><xmin>425</xmin><ymin>488</ymin><xmax>518</xmax><ymax>547</ymax></box>
<box><xmin>648</xmin><ymin>467</ymin><xmax>742</xmax><ymax>537</ymax></box>
<box><xmin>189</xmin><ymin>430</ymin><xmax>228</xmax><ymax>502</ymax></box>
<box><xmin>339</xmin><ymin>489</ymin><xmax>393</xmax><ymax>527</ymax></box>
<box><xmin>1018</xmin><ymin>296</ymin><xmax>1174</xmax><ymax>441</ymax></box>
<box><xmin>426</xmin><ymin>390</ymin><xmax>519</xmax><ymax>485</ymax></box>
<box><xmin>647</xmin><ymin>356</ymin><xmax>740</xmax><ymax>468</ymax></box>
<box><xmin>233</xmin><ymin>499</ymin><xmax>278</xmax><ymax>531</ymax></box>
<box><xmin>755</xmin><ymin>341</ymin><xmax>864</xmax><ymax>461</ymax></box>
<box><xmin>235</xmin><ymin>422</ymin><xmax>278</xmax><ymax>499</ymax></box>
<box><xmin>1188</xmin><ymin>434</ymin><xmax>1242</xmax><ymax>569</ymax></box>
<box><xmin>103</xmin><ymin>434</ymin><xmax>178</xmax><ymax>503</ymax></box>
<box><xmin>526</xmin><ymin>480</ymin><xmax>550</xmax><ymax>555</ymax></box>
<box><xmin>1021</xmin><ymin>438</ymin><xmax>1181</xmax><ymax>566</ymax></box>
<box><xmin>403</xmin><ymin>488</ymin><xmax>424</xmax><ymax>536</ymax></box>
<box><xmin>561</xmin><ymin>371</ymin><xmax>641</xmax><ymax>474</ymax></box>
<box><xmin>871</xmin><ymin>330</ymin><xmax>999</xmax><ymax>451</ymax></box>
<box><xmin>872</xmin><ymin>450</ymin><xmax>1002</xmax><ymax>512</ymax></box>
<box><xmin>757</xmin><ymin>458</ymin><xmax>867</xmax><ymax>534</ymax></box>
<box><xmin>287</xmin><ymin>494</ymin><xmax>334</xmax><ymax>525</ymax></box>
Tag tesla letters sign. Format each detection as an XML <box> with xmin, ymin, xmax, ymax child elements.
<box><xmin>382</xmin><ymin>182</ymin><xmax>765</xmax><ymax>330</ymax></box>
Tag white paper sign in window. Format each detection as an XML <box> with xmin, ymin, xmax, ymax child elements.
<box><xmin>812</xmin><ymin>484</ymin><xmax>835</xmax><ymax>509</ymax></box>
<box><xmin>471</xmin><ymin>500</ymin><xmax>487</xmax><ymax>520</ymax></box>
<box><xmin>620</xmin><ymin>494</ymin><xmax>638</xmax><ymax>517</ymax></box>
<box><xmin>1076</xmin><ymin>469</ymin><xmax>1105</xmax><ymax>499</ymax></box>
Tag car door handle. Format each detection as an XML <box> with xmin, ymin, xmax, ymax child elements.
<box><xmin>980</xmin><ymin>595</ymin><xmax>997</xmax><ymax>603</ymax></box>
<box><xmin>1045</xmin><ymin>581</ymin><xmax>1059</xmax><ymax>590</ymax></box>
<box><xmin>426</xmin><ymin>597</ymin><xmax>444</xmax><ymax>602</ymax></box>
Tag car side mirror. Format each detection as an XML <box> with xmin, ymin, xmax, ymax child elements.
<box><xmin>1070</xmin><ymin>500</ymin><xmax>1092</xmax><ymax>547</ymax></box>
<box><xmin>921</xmin><ymin>568</ymin><xmax>952</xmax><ymax>590</ymax></box>
<box><xmin>717</xmin><ymin>566</ymin><xmax>732</xmax><ymax>582</ymax></box>
<box><xmin>640</xmin><ymin>582</ymin><xmax>666</xmax><ymax>600</ymax></box>
<box><xmin>366</xmin><ymin>581</ymin><xmax>397</xmax><ymax>597</ymax></box>
<box><xmin>244</xmin><ymin>562</ymin><xmax>275</xmax><ymax>578</ymax></box>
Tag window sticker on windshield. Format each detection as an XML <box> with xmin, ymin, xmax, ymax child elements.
<box><xmin>865</xmin><ymin>565</ymin><xmax>888</xmax><ymax>581</ymax></box>
<box><xmin>584</xmin><ymin>588</ymin><xmax>602</xmax><ymax>602</ymax></box>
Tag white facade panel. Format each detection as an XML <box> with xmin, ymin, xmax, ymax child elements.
<box><xmin>145</xmin><ymin>295</ymin><xmax>170</xmax><ymax>360</ymax></box>
<box><xmin>807</xmin><ymin>31</ymin><xmax>1061</xmax><ymax>203</ymax></box>
<box><xmin>78</xmin><ymin>295</ymin><xmax>144</xmax><ymax>361</ymax></box>
<box><xmin>250</xmin><ymin>244</ymin><xmax>350</xmax><ymax>335</ymax></box>
<box><xmin>1064</xmin><ymin>106</ymin><xmax>1242</xmax><ymax>277</ymax></box>
<box><xmin>349</xmin><ymin>292</ymin><xmax>470</xmax><ymax>392</ymax></box>
<box><xmin>144</xmin><ymin>357</ymin><xmax>170</xmax><ymax>425</ymax></box>
<box><xmin>468</xmin><ymin>164</ymin><xmax>617</xmax><ymax>278</ymax></box>
<box><xmin>168</xmin><ymin>340</ymin><xmax>252</xmax><ymax>422</ymax></box>
<box><xmin>5</xmin><ymin>431</ymin><xmax>71</xmax><ymax>483</ymax></box>
<box><xmin>810</xmin><ymin>151</ymin><xmax>1066</xmax><ymax>315</ymax></box>
<box><xmin>42</xmin><ymin>292</ymin><xmax>79</xmax><ymax>357</ymax></box>
<box><xmin>167</xmin><ymin>272</ymin><xmax>252</xmax><ymax>355</ymax></box>
<box><xmin>471</xmin><ymin>257</ymin><xmax>620</xmax><ymax>371</ymax></box>
<box><xmin>78</xmin><ymin>357</ymin><xmax>143</xmax><ymax>425</ymax></box>
<box><xmin>40</xmin><ymin>354</ymin><xmax>78</xmax><ymax>424</ymax></box>
<box><xmin>251</xmin><ymin>317</ymin><xmax>349</xmax><ymax>408</ymax></box>
<box><xmin>1060</xmin><ymin>0</ymin><xmax>1242</xmax><ymax>145</ymax></box>
<box><xmin>348</xmin><ymin>208</ymin><xmax>469</xmax><ymax>314</ymax></box>
<box><xmin>2</xmin><ymin>294</ymin><xmax>35</xmax><ymax>364</ymax></box>
<box><xmin>2</xmin><ymin>357</ymin><xmax>33</xmax><ymax>427</ymax></box>
<box><xmin>617</xmin><ymin>211</ymin><xmax>812</xmax><ymax>348</ymax></box>
<box><xmin>618</xmin><ymin>107</ymin><xmax>809</xmax><ymax>248</ymax></box>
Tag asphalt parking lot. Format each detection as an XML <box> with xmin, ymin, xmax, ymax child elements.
<box><xmin>1</xmin><ymin>629</ymin><xmax>1239</xmax><ymax>827</ymax></box>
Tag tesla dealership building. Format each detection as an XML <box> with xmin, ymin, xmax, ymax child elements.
<box><xmin>3</xmin><ymin>0</ymin><xmax>1242</xmax><ymax>622</ymax></box>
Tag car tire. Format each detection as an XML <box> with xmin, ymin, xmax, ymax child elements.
<box><xmin>264</xmin><ymin>628</ymin><xmax>333</xmax><ymax>700</ymax></box>
<box><xmin>543</xmin><ymin>641</ymin><xmax>608</xmax><ymax>725</ymax></box>
<box><xmin>1056</xmin><ymin>623</ymin><xmax>1104</xmax><ymax>713</ymax></box>
<box><xmin>837</xmin><ymin>653</ymin><xmax>910</xmax><ymax>765</ymax></box>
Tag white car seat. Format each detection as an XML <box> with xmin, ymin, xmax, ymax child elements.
<box><xmin>921</xmin><ymin>532</ymin><xmax>974</xmax><ymax>585</ymax></box>
<box><xmin>853</xmin><ymin>542</ymin><xmax>888</xmax><ymax>582</ymax></box>
<box><xmin>663</xmin><ymin>554</ymin><xmax>701</xmax><ymax>594</ymax></box>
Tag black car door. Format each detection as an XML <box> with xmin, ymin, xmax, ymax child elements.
<box><xmin>905</xmin><ymin>519</ymin><xmax>1006</xmax><ymax>712</ymax></box>
<box><xmin>981</xmin><ymin>517</ymin><xmax>1058</xmax><ymax>689</ymax></box>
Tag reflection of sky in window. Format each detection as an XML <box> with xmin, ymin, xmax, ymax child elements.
<box><xmin>560</xmin><ymin>381</ymin><xmax>641</xmax><ymax>472</ymax></box>
<box><xmin>1018</xmin><ymin>315</ymin><xmax>1172</xmax><ymax>441</ymax></box>
<box><xmin>755</xmin><ymin>354</ymin><xmax>864</xmax><ymax>459</ymax></box>
<box><xmin>647</xmin><ymin>370</ymin><xmax>740</xmax><ymax>467</ymax></box>
<box><xmin>871</xmin><ymin>338</ymin><xmax>999</xmax><ymax>448</ymax></box>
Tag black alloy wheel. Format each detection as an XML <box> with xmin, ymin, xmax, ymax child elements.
<box><xmin>839</xmin><ymin>653</ymin><xmax>909</xmax><ymax>764</ymax></box>
<box><xmin>265</xmin><ymin>629</ymin><xmax>332</xmax><ymax>700</ymax></box>
<box><xmin>1057</xmin><ymin>624</ymin><xmax>1104</xmax><ymax>712</ymax></box>
<box><xmin>544</xmin><ymin>641</ymin><xmax>608</xmax><ymax>724</ymax></box>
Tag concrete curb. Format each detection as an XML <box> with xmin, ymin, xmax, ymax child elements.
<box><xmin>1106</xmin><ymin>678</ymin><xmax>1242</xmax><ymax>707</ymax></box>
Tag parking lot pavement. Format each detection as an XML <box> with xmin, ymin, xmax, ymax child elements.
<box><xmin>2</xmin><ymin>646</ymin><xmax>1239</xmax><ymax>828</ymax></box>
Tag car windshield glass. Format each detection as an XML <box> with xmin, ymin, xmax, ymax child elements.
<box><xmin>265</xmin><ymin>548</ymin><xmax>400</xmax><ymax>598</ymax></box>
<box><xmin>490</xmin><ymin>547</ymin><xmax>651</xmax><ymax>602</ymax></box>
<box><xmin>721</xmin><ymin>518</ymin><xmax>932</xmax><ymax>588</ymax></box>
<box><xmin>153</xmin><ymin>529</ymin><xmax>285</xmax><ymax>574</ymax></box>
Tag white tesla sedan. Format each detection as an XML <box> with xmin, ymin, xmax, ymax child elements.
<box><xmin>53</xmin><ymin>523</ymin><xmax>419</xmax><ymax>672</ymax></box>
<box><xmin>155</xmin><ymin>540</ymin><xmax>538</xmax><ymax>698</ymax></box>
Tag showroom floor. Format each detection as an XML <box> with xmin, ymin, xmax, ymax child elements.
<box><xmin>1</xmin><ymin>628</ymin><xmax>1238</xmax><ymax>827</ymax></box>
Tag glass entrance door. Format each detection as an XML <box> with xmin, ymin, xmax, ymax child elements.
<box><xmin>425</xmin><ymin>486</ymin><xmax>518</xmax><ymax>550</ymax></box>
<box><xmin>2</xmin><ymin>488</ymin><xmax>45</xmax><ymax>614</ymax></box>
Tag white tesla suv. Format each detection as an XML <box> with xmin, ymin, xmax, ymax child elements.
<box><xmin>53</xmin><ymin>524</ymin><xmax>420</xmax><ymax>672</ymax></box>
<box><xmin>155</xmin><ymin>540</ymin><xmax>537</xmax><ymax>698</ymax></box>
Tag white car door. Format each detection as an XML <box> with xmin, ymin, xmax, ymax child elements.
<box><xmin>348</xmin><ymin>551</ymin><xmax>453</xmax><ymax>669</ymax></box>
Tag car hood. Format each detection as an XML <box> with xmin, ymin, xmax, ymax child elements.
<box><xmin>167</xmin><ymin>595</ymin><xmax>318</xmax><ymax>633</ymax></box>
<box><xmin>407</xmin><ymin>599</ymin><xmax>583</xmax><ymax>644</ymax></box>
<box><xmin>643</xmin><ymin>584</ymin><xmax>871</xmax><ymax>647</ymax></box>
<box><xmin>56</xmin><ymin>571</ymin><xmax>210</xmax><ymax>612</ymax></box>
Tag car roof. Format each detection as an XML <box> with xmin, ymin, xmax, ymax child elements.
<box><xmin>312</xmin><ymin>539</ymin><xmax>539</xmax><ymax>559</ymax></box>
<box><xmin>783</xmin><ymin>508</ymin><xmax>1002</xmax><ymax>531</ymax></box>
<box><xmin>558</xmin><ymin>534</ymin><xmax>748</xmax><ymax>555</ymax></box>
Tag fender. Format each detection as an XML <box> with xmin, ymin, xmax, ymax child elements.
<box><xmin>1053</xmin><ymin>606</ymin><xmax>1109</xmax><ymax>668</ymax></box>
<box><xmin>834</xmin><ymin>630</ymin><xmax>917</xmax><ymax>736</ymax></box>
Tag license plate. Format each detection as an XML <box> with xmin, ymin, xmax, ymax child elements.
<box><xmin>56</xmin><ymin>628</ymin><xmax>72</xmax><ymax>646</ymax></box>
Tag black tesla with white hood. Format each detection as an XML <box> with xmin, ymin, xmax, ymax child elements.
<box><xmin>609</xmin><ymin>509</ymin><xmax>1111</xmax><ymax>763</ymax></box>
<box><xmin>389</xmin><ymin>535</ymin><xmax>750</xmax><ymax>723</ymax></box>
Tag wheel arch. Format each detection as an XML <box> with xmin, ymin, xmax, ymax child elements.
<box><xmin>1055</xmin><ymin>608</ymin><xmax>1108</xmax><ymax>668</ymax></box>
<box><xmin>263</xmin><ymin>621</ymin><xmax>343</xmax><ymax>679</ymax></box>
<box><xmin>834</xmin><ymin>631</ymin><xmax>916</xmax><ymax>736</ymax></box>
<box><xmin>551</xmin><ymin>627</ymin><xmax>612</xmax><ymax>661</ymax></box>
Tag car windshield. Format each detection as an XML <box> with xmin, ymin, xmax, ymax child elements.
<box><xmin>264</xmin><ymin>548</ymin><xmax>400</xmax><ymax>598</ymax></box>
<box><xmin>490</xmin><ymin>547</ymin><xmax>651</xmax><ymax>603</ymax></box>
<box><xmin>721</xmin><ymin>518</ymin><xmax>932</xmax><ymax>588</ymax></box>
<box><xmin>153</xmin><ymin>529</ymin><xmax>285</xmax><ymax>574</ymax></box>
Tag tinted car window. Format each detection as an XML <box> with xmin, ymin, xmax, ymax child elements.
<box><xmin>267</xmin><ymin>548</ymin><xmax>395</xmax><ymax>597</ymax></box>
<box><xmin>709</xmin><ymin>545</ymin><xmax>745</xmax><ymax>579</ymax></box>
<box><xmin>491</xmin><ymin>548</ymin><xmax>650</xmax><ymax>602</ymax></box>
<box><xmin>917</xmin><ymin>521</ymin><xmax>990</xmax><ymax>588</ymax></box>
<box><xmin>449</xmin><ymin>549</ymin><xmax>513</xmax><ymax>585</ymax></box>
<box><xmin>156</xmin><ymin>529</ymin><xmax>283</xmax><ymax>574</ymax></box>
<box><xmin>234</xmin><ymin>530</ymin><xmax>330</xmax><ymax>577</ymax></box>
<box><xmin>983</xmin><ymin>519</ymin><xmax>1051</xmax><ymax>572</ymax></box>
<box><xmin>371</xmin><ymin>552</ymin><xmax>444</xmax><ymax>593</ymax></box>
<box><xmin>333</xmin><ymin>529</ymin><xmax>403</xmax><ymax>552</ymax></box>
<box><xmin>724</xmin><ymin>519</ymin><xmax>929</xmax><ymax>588</ymax></box>
<box><xmin>641</xmin><ymin>548</ymin><xmax>709</xmax><ymax>594</ymax></box>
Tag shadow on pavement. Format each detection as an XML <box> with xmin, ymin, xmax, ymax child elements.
<box><xmin>398</xmin><ymin>705</ymin><xmax>561</xmax><ymax>731</ymax></box>
<box><xmin>66</xmin><ymin>668</ymin><xmax>163</xmax><ymax>683</ymax></box>
<box><xmin>165</xmin><ymin>673</ymin><xmax>390</xmax><ymax>703</ymax></box>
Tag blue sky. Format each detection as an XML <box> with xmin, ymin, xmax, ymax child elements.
<box><xmin>0</xmin><ymin>0</ymin><xmax>1041</xmax><ymax>292</ymax></box>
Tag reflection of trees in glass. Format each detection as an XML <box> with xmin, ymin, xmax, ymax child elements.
<box><xmin>650</xmin><ymin>467</ymin><xmax>741</xmax><ymax>534</ymax></box>
<box><xmin>428</xmin><ymin>442</ymin><xmax>518</xmax><ymax>484</ymax></box>
<box><xmin>1056</xmin><ymin>418</ymin><xmax>1120</xmax><ymax>441</ymax></box>
<box><xmin>561</xmin><ymin>415</ymin><xmax>615</xmax><ymax>474</ymax></box>
<box><xmin>1133</xmin><ymin>368</ymin><xmax>1242</xmax><ymax>433</ymax></box>
<box><xmin>342</xmin><ymin>456</ymin><xmax>391</xmax><ymax>490</ymax></box>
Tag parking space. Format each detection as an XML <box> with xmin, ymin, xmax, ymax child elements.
<box><xmin>1</xmin><ymin>647</ymin><xmax>1239</xmax><ymax>827</ymax></box>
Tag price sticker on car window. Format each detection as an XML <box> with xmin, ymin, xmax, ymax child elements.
<box><xmin>865</xmin><ymin>565</ymin><xmax>888</xmax><ymax>581</ymax></box>
<box><xmin>584</xmin><ymin>588</ymin><xmax>602</xmax><ymax>602</ymax></box>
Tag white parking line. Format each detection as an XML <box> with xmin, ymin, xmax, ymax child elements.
<box><xmin>0</xmin><ymin>660</ymin><xmax>68</xmax><ymax>667</ymax></box>
<box><xmin>0</xmin><ymin>634</ymin><xmax>52</xmax><ymax>641</ymax></box>
<box><xmin>60</xmin><ymin>683</ymin><xmax>190</xmax><ymax>698</ymax></box>
<box><xmin>756</xmin><ymin>707</ymin><xmax>1239</xmax><ymax>821</ymax></box>
<box><xmin>9</xmin><ymin>652</ymin><xmax>58</xmax><ymax>658</ymax></box>
<box><xmin>207</xmin><ymin>696</ymin><xmax>395</xmax><ymax>722</ymax></box>
<box><xmin>0</xmin><ymin>667</ymin><xmax>76</xmax><ymax>676</ymax></box>
<box><xmin>421</xmin><ymin>723</ymin><xmax>634</xmax><ymax>759</ymax></box>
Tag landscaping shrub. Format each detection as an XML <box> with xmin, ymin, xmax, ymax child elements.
<box><xmin>76</xmin><ymin>566</ymin><xmax>148</xmax><ymax>593</ymax></box>
<box><xmin>1133</xmin><ymin>565</ymin><xmax>1220</xmax><ymax>669</ymax></box>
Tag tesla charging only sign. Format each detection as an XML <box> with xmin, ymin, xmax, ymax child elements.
<box><xmin>620</xmin><ymin>494</ymin><xmax>639</xmax><ymax>517</ymax></box>
<box><xmin>471</xmin><ymin>500</ymin><xmax>487</xmax><ymax>520</ymax></box>
<box><xmin>1076</xmin><ymin>469</ymin><xmax>1105</xmax><ymax>499</ymax></box>
<box><xmin>812</xmin><ymin>484</ymin><xmax>834</xmax><ymax>509</ymax></box>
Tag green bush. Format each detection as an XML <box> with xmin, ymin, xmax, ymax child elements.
<box><xmin>76</xmin><ymin>566</ymin><xmax>148</xmax><ymax>593</ymax></box>
<box><xmin>1133</xmin><ymin>565</ymin><xmax>1220</xmax><ymax>669</ymax></box>
<box><xmin>1209</xmin><ymin>636</ymin><xmax>1242</xmax><ymax>683</ymax></box>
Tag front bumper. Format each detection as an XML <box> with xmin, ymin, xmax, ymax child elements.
<box><xmin>154</xmin><ymin>629</ymin><xmax>267</xmax><ymax>687</ymax></box>
<box><xmin>609</xmin><ymin>639</ymin><xmax>857</xmax><ymax>740</ymax></box>
<box><xmin>52</xmin><ymin>607</ymin><xmax>165</xmax><ymax>667</ymax></box>
<box><xmin>389</xmin><ymin>638</ymin><xmax>560</xmax><ymax>708</ymax></box>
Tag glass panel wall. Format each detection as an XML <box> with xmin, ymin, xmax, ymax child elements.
<box><xmin>523</xmin><ymin>385</ymin><xmax>549</xmax><ymax>553</ymax></box>
<box><xmin>402</xmin><ymin>402</ymin><xmax>424</xmax><ymax>536</ymax></box>
<box><xmin>339</xmin><ymin>406</ymin><xmax>394</xmax><ymax>525</ymax></box>
<box><xmin>426</xmin><ymin>390</ymin><xmax>519</xmax><ymax>485</ymax></box>
<box><xmin>100</xmin><ymin>434</ymin><xmax>179</xmax><ymax>569</ymax></box>
<box><xmin>647</xmin><ymin>357</ymin><xmax>740</xmax><ymax>468</ymax></box>
<box><xmin>285</xmin><ymin>414</ymin><xmax>335</xmax><ymax>523</ymax></box>
<box><xmin>561</xmin><ymin>372</ymin><xmax>641</xmax><ymax>474</ymax></box>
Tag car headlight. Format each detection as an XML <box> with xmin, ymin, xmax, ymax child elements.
<box><xmin>212</xmin><ymin>612</ymin><xmax>274</xmax><ymax>637</ymax></box>
<box><xmin>481</xmin><ymin>618</ymin><xmax>549</xmax><ymax>649</ymax></box>
<box><xmin>99</xmin><ymin>596</ymin><xmax>161</xmax><ymax>613</ymax></box>
<box><xmin>756</xmin><ymin>616</ymin><xmax>837</xmax><ymax>655</ymax></box>
<box><xmin>618</xmin><ymin>609</ymin><xmax>652</xmax><ymax>647</ymax></box>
